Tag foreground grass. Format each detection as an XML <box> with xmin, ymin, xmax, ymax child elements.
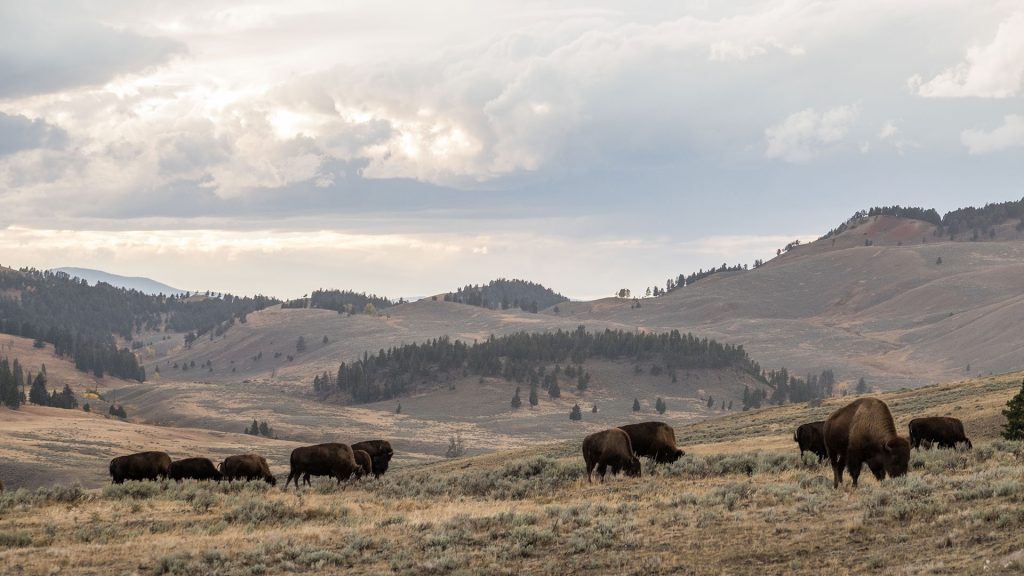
<box><xmin>1</xmin><ymin>440</ymin><xmax>1023</xmax><ymax>575</ymax></box>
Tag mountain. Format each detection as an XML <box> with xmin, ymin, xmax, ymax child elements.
<box><xmin>53</xmin><ymin>267</ymin><xmax>187</xmax><ymax>296</ymax></box>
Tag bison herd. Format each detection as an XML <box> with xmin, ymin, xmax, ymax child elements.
<box><xmin>108</xmin><ymin>440</ymin><xmax>393</xmax><ymax>488</ymax></box>
<box><xmin>586</xmin><ymin>397</ymin><xmax>972</xmax><ymax>489</ymax></box>
<box><xmin>104</xmin><ymin>398</ymin><xmax>971</xmax><ymax>492</ymax></box>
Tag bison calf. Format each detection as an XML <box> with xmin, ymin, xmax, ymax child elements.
<box><xmin>824</xmin><ymin>397</ymin><xmax>910</xmax><ymax>489</ymax></box>
<box><xmin>618</xmin><ymin>421</ymin><xmax>685</xmax><ymax>463</ymax></box>
<box><xmin>350</xmin><ymin>440</ymin><xmax>394</xmax><ymax>479</ymax></box>
<box><xmin>169</xmin><ymin>457</ymin><xmax>223</xmax><ymax>482</ymax></box>
<box><xmin>110</xmin><ymin>451</ymin><xmax>172</xmax><ymax>484</ymax></box>
<box><xmin>582</xmin><ymin>428</ymin><xmax>641</xmax><ymax>483</ymax></box>
<box><xmin>220</xmin><ymin>454</ymin><xmax>276</xmax><ymax>485</ymax></box>
<box><xmin>908</xmin><ymin>417</ymin><xmax>972</xmax><ymax>450</ymax></box>
<box><xmin>794</xmin><ymin>421</ymin><xmax>828</xmax><ymax>461</ymax></box>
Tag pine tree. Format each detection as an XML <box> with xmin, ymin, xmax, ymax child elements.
<box><xmin>246</xmin><ymin>419</ymin><xmax>259</xmax><ymax>435</ymax></box>
<box><xmin>591</xmin><ymin>403</ymin><xmax>598</xmax><ymax>413</ymax></box>
<box><xmin>632</xmin><ymin>397</ymin><xmax>641</xmax><ymax>412</ymax></box>
<box><xmin>296</xmin><ymin>336</ymin><xmax>307</xmax><ymax>353</ymax></box>
<box><xmin>83</xmin><ymin>402</ymin><xmax>91</xmax><ymax>412</ymax></box>
<box><xmin>569</xmin><ymin>403</ymin><xmax>582</xmax><ymax>421</ymax></box>
<box><xmin>529</xmin><ymin>384</ymin><xmax>539</xmax><ymax>407</ymax></box>
<box><xmin>856</xmin><ymin>377</ymin><xmax>868</xmax><ymax>394</ymax></box>
<box><xmin>548</xmin><ymin>377</ymin><xmax>561</xmax><ymax>399</ymax></box>
<box><xmin>395</xmin><ymin>402</ymin><xmax>402</xmax><ymax>414</ymax></box>
<box><xmin>655</xmin><ymin>397</ymin><xmax>666</xmax><ymax>414</ymax></box>
<box><xmin>511</xmin><ymin>386</ymin><xmax>522</xmax><ymax>409</ymax></box>
<box><xmin>706</xmin><ymin>396</ymin><xmax>714</xmax><ymax>408</ymax></box>
<box><xmin>258</xmin><ymin>420</ymin><xmax>272</xmax><ymax>436</ymax></box>
<box><xmin>29</xmin><ymin>372</ymin><xmax>48</xmax><ymax>406</ymax></box>
<box><xmin>1002</xmin><ymin>379</ymin><xmax>1024</xmax><ymax>440</ymax></box>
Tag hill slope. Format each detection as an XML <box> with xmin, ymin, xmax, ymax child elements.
<box><xmin>53</xmin><ymin>267</ymin><xmax>186</xmax><ymax>296</ymax></box>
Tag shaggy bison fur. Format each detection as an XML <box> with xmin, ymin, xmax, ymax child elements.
<box><xmin>824</xmin><ymin>397</ymin><xmax>910</xmax><ymax>488</ymax></box>
<box><xmin>794</xmin><ymin>421</ymin><xmax>828</xmax><ymax>461</ymax></box>
<box><xmin>909</xmin><ymin>417</ymin><xmax>972</xmax><ymax>450</ymax></box>
<box><xmin>353</xmin><ymin>449</ymin><xmax>373</xmax><ymax>479</ymax></box>
<box><xmin>219</xmin><ymin>454</ymin><xmax>276</xmax><ymax>485</ymax></box>
<box><xmin>350</xmin><ymin>440</ymin><xmax>394</xmax><ymax>478</ymax></box>
<box><xmin>109</xmin><ymin>451</ymin><xmax>172</xmax><ymax>484</ymax></box>
<box><xmin>582</xmin><ymin>428</ymin><xmax>641</xmax><ymax>483</ymax></box>
<box><xmin>286</xmin><ymin>443</ymin><xmax>358</xmax><ymax>489</ymax></box>
<box><xmin>169</xmin><ymin>457</ymin><xmax>223</xmax><ymax>482</ymax></box>
<box><xmin>618</xmin><ymin>421</ymin><xmax>685</xmax><ymax>463</ymax></box>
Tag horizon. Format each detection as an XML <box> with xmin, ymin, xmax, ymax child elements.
<box><xmin>2</xmin><ymin>2</ymin><xmax>1022</xmax><ymax>299</ymax></box>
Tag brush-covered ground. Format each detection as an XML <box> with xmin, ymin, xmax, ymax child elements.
<box><xmin>2</xmin><ymin>372</ymin><xmax>1022</xmax><ymax>575</ymax></box>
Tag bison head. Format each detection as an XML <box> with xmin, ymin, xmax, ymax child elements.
<box><xmin>625</xmin><ymin>456</ymin><xmax>642</xmax><ymax>478</ymax></box>
<box><xmin>265</xmin><ymin>474</ymin><xmax>278</xmax><ymax>486</ymax></box>
<box><xmin>882</xmin><ymin>437</ymin><xmax>911</xmax><ymax>478</ymax></box>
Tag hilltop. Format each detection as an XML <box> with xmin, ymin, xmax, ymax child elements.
<box><xmin>51</xmin><ymin>267</ymin><xmax>187</xmax><ymax>296</ymax></box>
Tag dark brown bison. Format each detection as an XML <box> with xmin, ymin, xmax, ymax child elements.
<box><xmin>582</xmin><ymin>428</ymin><xmax>642</xmax><ymax>483</ymax></box>
<box><xmin>169</xmin><ymin>457</ymin><xmax>223</xmax><ymax>482</ymax></box>
<box><xmin>353</xmin><ymin>449</ymin><xmax>373</xmax><ymax>479</ymax></box>
<box><xmin>908</xmin><ymin>417</ymin><xmax>972</xmax><ymax>450</ymax></box>
<box><xmin>285</xmin><ymin>443</ymin><xmax>358</xmax><ymax>489</ymax></box>
<box><xmin>617</xmin><ymin>421</ymin><xmax>685</xmax><ymax>463</ymax></box>
<box><xmin>219</xmin><ymin>454</ymin><xmax>276</xmax><ymax>485</ymax></box>
<box><xmin>824</xmin><ymin>397</ymin><xmax>910</xmax><ymax>489</ymax></box>
<box><xmin>794</xmin><ymin>421</ymin><xmax>828</xmax><ymax>461</ymax></box>
<box><xmin>109</xmin><ymin>451</ymin><xmax>172</xmax><ymax>484</ymax></box>
<box><xmin>350</xmin><ymin>440</ymin><xmax>394</xmax><ymax>478</ymax></box>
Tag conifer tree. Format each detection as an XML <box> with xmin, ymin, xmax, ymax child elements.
<box><xmin>569</xmin><ymin>403</ymin><xmax>582</xmax><ymax>421</ymax></box>
<box><xmin>529</xmin><ymin>384</ymin><xmax>539</xmax><ymax>407</ymax></box>
<box><xmin>1002</xmin><ymin>379</ymin><xmax>1024</xmax><ymax>440</ymax></box>
<box><xmin>548</xmin><ymin>377</ymin><xmax>561</xmax><ymax>399</ymax></box>
<box><xmin>29</xmin><ymin>372</ymin><xmax>48</xmax><ymax>405</ymax></box>
<box><xmin>655</xmin><ymin>397</ymin><xmax>666</xmax><ymax>414</ymax></box>
<box><xmin>511</xmin><ymin>386</ymin><xmax>522</xmax><ymax>409</ymax></box>
<box><xmin>632</xmin><ymin>397</ymin><xmax>641</xmax><ymax>412</ymax></box>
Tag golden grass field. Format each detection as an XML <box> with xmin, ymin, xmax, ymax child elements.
<box><xmin>2</xmin><ymin>372</ymin><xmax>1022</xmax><ymax>575</ymax></box>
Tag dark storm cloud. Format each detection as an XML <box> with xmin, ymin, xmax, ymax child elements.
<box><xmin>0</xmin><ymin>4</ymin><xmax>184</xmax><ymax>98</ymax></box>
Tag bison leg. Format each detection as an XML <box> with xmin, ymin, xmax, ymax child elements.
<box><xmin>285</xmin><ymin>471</ymin><xmax>297</xmax><ymax>489</ymax></box>
<box><xmin>830</xmin><ymin>453</ymin><xmax>844</xmax><ymax>489</ymax></box>
<box><xmin>866</xmin><ymin>459</ymin><xmax>885</xmax><ymax>481</ymax></box>
<box><xmin>846</xmin><ymin>454</ymin><xmax>863</xmax><ymax>487</ymax></box>
<box><xmin>596</xmin><ymin>463</ymin><xmax>608</xmax><ymax>483</ymax></box>
<box><xmin>585</xmin><ymin>461</ymin><xmax>595</xmax><ymax>484</ymax></box>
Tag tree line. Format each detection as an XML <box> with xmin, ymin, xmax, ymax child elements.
<box><xmin>314</xmin><ymin>326</ymin><xmax>766</xmax><ymax>404</ymax></box>
<box><xmin>443</xmin><ymin>278</ymin><xmax>568</xmax><ymax>313</ymax></box>
<box><xmin>821</xmin><ymin>198</ymin><xmax>1024</xmax><ymax>242</ymax></box>
<box><xmin>283</xmin><ymin>289</ymin><xmax>397</xmax><ymax>314</ymax></box>
<box><xmin>0</xmin><ymin>267</ymin><xmax>278</xmax><ymax>381</ymax></box>
<box><xmin>646</xmin><ymin>263</ymin><xmax>748</xmax><ymax>297</ymax></box>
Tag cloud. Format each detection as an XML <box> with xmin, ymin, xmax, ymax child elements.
<box><xmin>764</xmin><ymin>105</ymin><xmax>859</xmax><ymax>163</ymax></box>
<box><xmin>909</xmin><ymin>11</ymin><xmax>1024</xmax><ymax>98</ymax></box>
<box><xmin>961</xmin><ymin>115</ymin><xmax>1024</xmax><ymax>154</ymax></box>
<box><xmin>0</xmin><ymin>113</ymin><xmax>67</xmax><ymax>156</ymax></box>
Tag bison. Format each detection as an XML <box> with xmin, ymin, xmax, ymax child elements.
<box><xmin>908</xmin><ymin>417</ymin><xmax>972</xmax><ymax>450</ymax></box>
<box><xmin>794</xmin><ymin>421</ymin><xmax>828</xmax><ymax>461</ymax></box>
<box><xmin>350</xmin><ymin>440</ymin><xmax>394</xmax><ymax>478</ymax></box>
<box><xmin>582</xmin><ymin>428</ymin><xmax>642</xmax><ymax>483</ymax></box>
<box><xmin>285</xmin><ymin>443</ymin><xmax>358</xmax><ymax>489</ymax></box>
<box><xmin>109</xmin><ymin>451</ymin><xmax>172</xmax><ymax>484</ymax></box>
<box><xmin>824</xmin><ymin>397</ymin><xmax>910</xmax><ymax>489</ymax></box>
<box><xmin>618</xmin><ymin>421</ymin><xmax>685</xmax><ymax>463</ymax></box>
<box><xmin>353</xmin><ymin>449</ymin><xmax>373</xmax><ymax>479</ymax></box>
<box><xmin>169</xmin><ymin>457</ymin><xmax>223</xmax><ymax>482</ymax></box>
<box><xmin>219</xmin><ymin>454</ymin><xmax>276</xmax><ymax>485</ymax></box>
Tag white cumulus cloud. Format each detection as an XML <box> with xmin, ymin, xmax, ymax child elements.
<box><xmin>764</xmin><ymin>105</ymin><xmax>859</xmax><ymax>163</ymax></box>
<box><xmin>910</xmin><ymin>11</ymin><xmax>1024</xmax><ymax>98</ymax></box>
<box><xmin>961</xmin><ymin>115</ymin><xmax>1024</xmax><ymax>154</ymax></box>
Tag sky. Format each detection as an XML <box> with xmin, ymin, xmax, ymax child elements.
<box><xmin>0</xmin><ymin>1</ymin><xmax>1022</xmax><ymax>299</ymax></box>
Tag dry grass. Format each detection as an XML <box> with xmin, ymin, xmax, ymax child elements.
<box><xmin>2</xmin><ymin>372</ymin><xmax>1023</xmax><ymax>575</ymax></box>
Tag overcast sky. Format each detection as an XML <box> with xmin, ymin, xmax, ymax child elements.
<box><xmin>1</xmin><ymin>1</ymin><xmax>1022</xmax><ymax>299</ymax></box>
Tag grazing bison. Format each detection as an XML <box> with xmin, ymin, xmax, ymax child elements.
<box><xmin>908</xmin><ymin>417</ymin><xmax>972</xmax><ymax>450</ymax></box>
<box><xmin>618</xmin><ymin>421</ymin><xmax>685</xmax><ymax>463</ymax></box>
<box><xmin>353</xmin><ymin>449</ymin><xmax>373</xmax><ymax>479</ymax></box>
<box><xmin>169</xmin><ymin>457</ymin><xmax>223</xmax><ymax>482</ymax></box>
<box><xmin>285</xmin><ymin>443</ymin><xmax>358</xmax><ymax>489</ymax></box>
<box><xmin>219</xmin><ymin>454</ymin><xmax>276</xmax><ymax>485</ymax></box>
<box><xmin>109</xmin><ymin>451</ymin><xmax>172</xmax><ymax>484</ymax></box>
<box><xmin>582</xmin><ymin>428</ymin><xmax>642</xmax><ymax>483</ymax></box>
<box><xmin>350</xmin><ymin>440</ymin><xmax>394</xmax><ymax>478</ymax></box>
<box><xmin>824</xmin><ymin>397</ymin><xmax>910</xmax><ymax>489</ymax></box>
<box><xmin>794</xmin><ymin>421</ymin><xmax>828</xmax><ymax>461</ymax></box>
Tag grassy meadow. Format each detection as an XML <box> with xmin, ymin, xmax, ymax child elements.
<box><xmin>2</xmin><ymin>373</ymin><xmax>1023</xmax><ymax>575</ymax></box>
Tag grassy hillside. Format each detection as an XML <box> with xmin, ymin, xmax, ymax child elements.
<box><xmin>1</xmin><ymin>372</ymin><xmax>1021</xmax><ymax>575</ymax></box>
<box><xmin>561</xmin><ymin>219</ymin><xmax>1024</xmax><ymax>390</ymax></box>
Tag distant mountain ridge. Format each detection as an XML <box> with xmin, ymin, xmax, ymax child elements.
<box><xmin>52</xmin><ymin>267</ymin><xmax>186</xmax><ymax>296</ymax></box>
